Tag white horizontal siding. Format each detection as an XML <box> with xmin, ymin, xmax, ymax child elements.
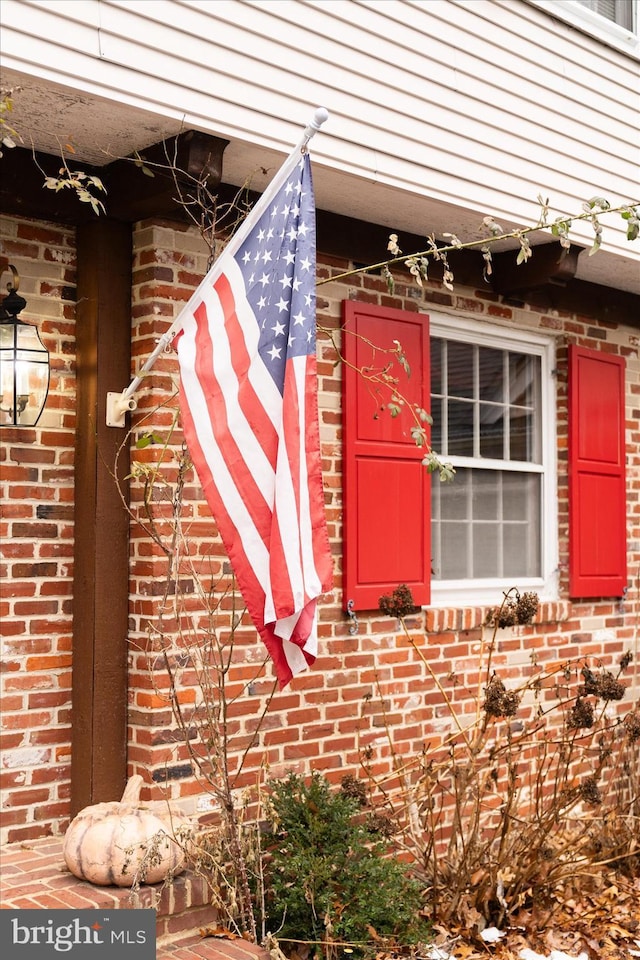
<box><xmin>1</xmin><ymin>0</ymin><xmax>638</xmax><ymax>269</ymax></box>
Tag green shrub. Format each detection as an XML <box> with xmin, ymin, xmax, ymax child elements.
<box><xmin>262</xmin><ymin>771</ymin><xmax>429</xmax><ymax>956</ymax></box>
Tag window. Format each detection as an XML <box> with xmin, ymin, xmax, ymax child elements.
<box><xmin>342</xmin><ymin>304</ymin><xmax>627</xmax><ymax>611</ymax></box>
<box><xmin>527</xmin><ymin>1</ymin><xmax>639</xmax><ymax>57</ymax></box>
<box><xmin>429</xmin><ymin>316</ymin><xmax>557</xmax><ymax>606</ymax></box>
<box><xmin>576</xmin><ymin>0</ymin><xmax>635</xmax><ymax>30</ymax></box>
<box><xmin>342</xmin><ymin>303</ymin><xmax>558</xmax><ymax>610</ymax></box>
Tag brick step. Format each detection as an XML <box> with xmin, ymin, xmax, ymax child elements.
<box><xmin>0</xmin><ymin>838</ymin><xmax>268</xmax><ymax>958</ymax></box>
<box><xmin>157</xmin><ymin>932</ymin><xmax>268</xmax><ymax>959</ymax></box>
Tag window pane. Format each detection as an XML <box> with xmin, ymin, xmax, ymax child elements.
<box><xmin>448</xmin><ymin>399</ymin><xmax>474</xmax><ymax>455</ymax></box>
<box><xmin>503</xmin><ymin>472</ymin><xmax>528</xmax><ymax>520</ymax></box>
<box><xmin>447</xmin><ymin>341</ymin><xmax>474</xmax><ymax>398</ymax></box>
<box><xmin>509</xmin><ymin>353</ymin><xmax>534</xmax><ymax>405</ymax></box>
<box><xmin>479</xmin><ymin>347</ymin><xmax>503</xmax><ymax>401</ymax></box>
<box><xmin>439</xmin><ymin>522</ymin><xmax>470</xmax><ymax>578</ymax></box>
<box><xmin>431</xmin><ymin>338</ymin><xmax>442</xmax><ymax>395</ymax></box>
<box><xmin>474</xmin><ymin>471</ymin><xmax>498</xmax><ymax>519</ymax></box>
<box><xmin>474</xmin><ymin>522</ymin><xmax>499</xmax><ymax>577</ymax></box>
<box><xmin>510</xmin><ymin>408</ymin><xmax>534</xmax><ymax>461</ymax></box>
<box><xmin>431</xmin><ymin>397</ymin><xmax>442</xmax><ymax>450</ymax></box>
<box><xmin>441</xmin><ymin>468</ymin><xmax>469</xmax><ymax>519</ymax></box>
<box><xmin>504</xmin><ymin>522</ymin><xmax>539</xmax><ymax>577</ymax></box>
<box><xmin>503</xmin><ymin>473</ymin><xmax>540</xmax><ymax>577</ymax></box>
<box><xmin>480</xmin><ymin>403</ymin><xmax>504</xmax><ymax>458</ymax></box>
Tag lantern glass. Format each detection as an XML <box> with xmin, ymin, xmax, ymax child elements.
<box><xmin>0</xmin><ymin>319</ymin><xmax>50</xmax><ymax>426</ymax></box>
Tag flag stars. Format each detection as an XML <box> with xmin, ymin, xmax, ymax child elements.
<box><xmin>234</xmin><ymin>155</ymin><xmax>314</xmax><ymax>372</ymax></box>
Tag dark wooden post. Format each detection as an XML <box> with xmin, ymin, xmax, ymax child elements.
<box><xmin>71</xmin><ymin>219</ymin><xmax>132</xmax><ymax>813</ymax></box>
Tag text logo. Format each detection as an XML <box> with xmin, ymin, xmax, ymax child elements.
<box><xmin>1</xmin><ymin>909</ymin><xmax>156</xmax><ymax>958</ymax></box>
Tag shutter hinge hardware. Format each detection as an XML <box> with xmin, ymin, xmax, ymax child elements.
<box><xmin>618</xmin><ymin>584</ymin><xmax>628</xmax><ymax>614</ymax></box>
<box><xmin>346</xmin><ymin>599</ymin><xmax>359</xmax><ymax>636</ymax></box>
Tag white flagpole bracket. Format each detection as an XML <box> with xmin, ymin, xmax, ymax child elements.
<box><xmin>105</xmin><ymin>328</ymin><xmax>174</xmax><ymax>426</ymax></box>
<box><xmin>105</xmin><ymin>106</ymin><xmax>329</xmax><ymax>427</ymax></box>
<box><xmin>106</xmin><ymin>391</ymin><xmax>138</xmax><ymax>428</ymax></box>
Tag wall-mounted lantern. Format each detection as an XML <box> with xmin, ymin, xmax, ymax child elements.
<box><xmin>0</xmin><ymin>266</ymin><xmax>50</xmax><ymax>426</ymax></box>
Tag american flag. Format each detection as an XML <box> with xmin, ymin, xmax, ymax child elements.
<box><xmin>174</xmin><ymin>151</ymin><xmax>333</xmax><ymax>687</ymax></box>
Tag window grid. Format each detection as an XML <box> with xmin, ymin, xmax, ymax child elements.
<box><xmin>432</xmin><ymin>340</ymin><xmax>541</xmax><ymax>465</ymax></box>
<box><xmin>431</xmin><ymin>335</ymin><xmax>543</xmax><ymax>583</ymax></box>
<box><xmin>431</xmin><ymin>470</ymin><xmax>541</xmax><ymax>580</ymax></box>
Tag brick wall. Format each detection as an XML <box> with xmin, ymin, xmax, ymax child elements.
<box><xmin>1</xmin><ymin>212</ymin><xmax>638</xmax><ymax>841</ymax></box>
<box><xmin>0</xmin><ymin>216</ymin><xmax>76</xmax><ymax>842</ymax></box>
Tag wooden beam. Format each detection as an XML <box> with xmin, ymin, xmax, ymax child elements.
<box><xmin>71</xmin><ymin>219</ymin><xmax>132</xmax><ymax>812</ymax></box>
<box><xmin>490</xmin><ymin>241</ymin><xmax>582</xmax><ymax>295</ymax></box>
<box><xmin>103</xmin><ymin>130</ymin><xmax>229</xmax><ymax>221</ymax></box>
<box><xmin>0</xmin><ymin>131</ymin><xmax>228</xmax><ymax>224</ymax></box>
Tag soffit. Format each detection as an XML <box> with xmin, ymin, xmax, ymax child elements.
<box><xmin>2</xmin><ymin>70</ymin><xmax>639</xmax><ymax>297</ymax></box>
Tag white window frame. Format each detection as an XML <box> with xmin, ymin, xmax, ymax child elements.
<box><xmin>576</xmin><ymin>0</ymin><xmax>635</xmax><ymax>30</ymax></box>
<box><xmin>526</xmin><ymin>0</ymin><xmax>639</xmax><ymax>58</ymax></box>
<box><xmin>429</xmin><ymin>314</ymin><xmax>559</xmax><ymax>609</ymax></box>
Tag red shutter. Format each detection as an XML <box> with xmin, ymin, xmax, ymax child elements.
<box><xmin>569</xmin><ymin>344</ymin><xmax>627</xmax><ymax>598</ymax></box>
<box><xmin>342</xmin><ymin>301</ymin><xmax>430</xmax><ymax>611</ymax></box>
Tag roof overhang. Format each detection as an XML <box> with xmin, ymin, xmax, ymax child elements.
<box><xmin>1</xmin><ymin>68</ymin><xmax>639</xmax><ymax>311</ymax></box>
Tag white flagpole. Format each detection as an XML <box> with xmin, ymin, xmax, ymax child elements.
<box><xmin>106</xmin><ymin>107</ymin><xmax>329</xmax><ymax>426</ymax></box>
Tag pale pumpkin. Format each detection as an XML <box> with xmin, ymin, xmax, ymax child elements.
<box><xmin>62</xmin><ymin>775</ymin><xmax>186</xmax><ymax>887</ymax></box>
